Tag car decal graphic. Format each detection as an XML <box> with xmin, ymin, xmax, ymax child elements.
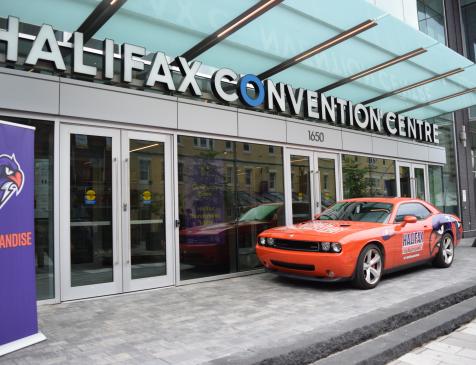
<box><xmin>429</xmin><ymin>214</ymin><xmax>461</xmax><ymax>255</ymax></box>
<box><xmin>402</xmin><ymin>231</ymin><xmax>424</xmax><ymax>254</ymax></box>
<box><xmin>382</xmin><ymin>228</ymin><xmax>394</xmax><ymax>241</ymax></box>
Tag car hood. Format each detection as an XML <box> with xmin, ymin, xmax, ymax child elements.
<box><xmin>180</xmin><ymin>220</ymin><xmax>268</xmax><ymax>236</ymax></box>
<box><xmin>261</xmin><ymin>220</ymin><xmax>382</xmax><ymax>241</ymax></box>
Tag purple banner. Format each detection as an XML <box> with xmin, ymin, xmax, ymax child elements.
<box><xmin>0</xmin><ymin>121</ymin><xmax>42</xmax><ymax>352</ymax></box>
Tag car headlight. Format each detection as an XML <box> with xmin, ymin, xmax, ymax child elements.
<box><xmin>320</xmin><ymin>242</ymin><xmax>341</xmax><ymax>253</ymax></box>
<box><xmin>259</xmin><ymin>237</ymin><xmax>266</xmax><ymax>246</ymax></box>
<box><xmin>331</xmin><ymin>242</ymin><xmax>342</xmax><ymax>253</ymax></box>
<box><xmin>321</xmin><ymin>242</ymin><xmax>331</xmax><ymax>252</ymax></box>
<box><xmin>266</xmin><ymin>237</ymin><xmax>275</xmax><ymax>246</ymax></box>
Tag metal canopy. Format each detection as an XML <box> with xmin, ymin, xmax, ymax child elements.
<box><xmin>1</xmin><ymin>0</ymin><xmax>475</xmax><ymax>120</ymax></box>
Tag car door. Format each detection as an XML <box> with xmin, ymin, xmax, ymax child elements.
<box><xmin>387</xmin><ymin>202</ymin><xmax>433</xmax><ymax>268</ymax></box>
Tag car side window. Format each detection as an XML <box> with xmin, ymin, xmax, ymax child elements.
<box><xmin>394</xmin><ymin>203</ymin><xmax>431</xmax><ymax>222</ymax></box>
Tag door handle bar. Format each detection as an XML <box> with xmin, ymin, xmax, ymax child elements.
<box><xmin>113</xmin><ymin>157</ymin><xmax>120</xmax><ymax>266</ymax></box>
<box><xmin>124</xmin><ymin>157</ymin><xmax>130</xmax><ymax>265</ymax></box>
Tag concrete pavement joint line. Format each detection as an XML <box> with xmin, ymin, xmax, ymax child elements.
<box><xmin>210</xmin><ymin>282</ymin><xmax>476</xmax><ymax>365</ymax></box>
<box><xmin>313</xmin><ymin>296</ymin><xmax>476</xmax><ymax>365</ymax></box>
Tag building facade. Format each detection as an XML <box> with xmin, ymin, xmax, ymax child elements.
<box><xmin>0</xmin><ymin>0</ymin><xmax>474</xmax><ymax>303</ymax></box>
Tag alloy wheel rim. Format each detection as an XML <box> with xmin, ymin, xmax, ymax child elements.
<box><xmin>442</xmin><ymin>236</ymin><xmax>454</xmax><ymax>265</ymax></box>
<box><xmin>363</xmin><ymin>248</ymin><xmax>382</xmax><ymax>285</ymax></box>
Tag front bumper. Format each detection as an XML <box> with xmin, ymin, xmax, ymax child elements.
<box><xmin>256</xmin><ymin>245</ymin><xmax>356</xmax><ymax>280</ymax></box>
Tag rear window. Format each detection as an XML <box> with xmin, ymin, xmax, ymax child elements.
<box><xmin>318</xmin><ymin>202</ymin><xmax>393</xmax><ymax>223</ymax></box>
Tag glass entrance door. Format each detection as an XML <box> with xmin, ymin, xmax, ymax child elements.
<box><xmin>285</xmin><ymin>150</ymin><xmax>340</xmax><ymax>225</ymax></box>
<box><xmin>60</xmin><ymin>125</ymin><xmax>174</xmax><ymax>300</ymax></box>
<box><xmin>397</xmin><ymin>162</ymin><xmax>428</xmax><ymax>200</ymax></box>
<box><xmin>122</xmin><ymin>131</ymin><xmax>174</xmax><ymax>292</ymax></box>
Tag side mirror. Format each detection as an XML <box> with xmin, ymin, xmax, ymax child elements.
<box><xmin>401</xmin><ymin>215</ymin><xmax>417</xmax><ymax>226</ymax></box>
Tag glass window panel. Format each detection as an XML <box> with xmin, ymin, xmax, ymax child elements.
<box><xmin>399</xmin><ymin>166</ymin><xmax>412</xmax><ymax>198</ymax></box>
<box><xmin>290</xmin><ymin>155</ymin><xmax>312</xmax><ymax>224</ymax></box>
<box><xmin>318</xmin><ymin>158</ymin><xmax>337</xmax><ymax>210</ymax></box>
<box><xmin>178</xmin><ymin>136</ymin><xmax>234</xmax><ymax>280</ymax></box>
<box><xmin>417</xmin><ymin>0</ymin><xmax>447</xmax><ymax>44</ymax></box>
<box><xmin>470</xmin><ymin>106</ymin><xmax>476</xmax><ymax>119</ymax></box>
<box><xmin>429</xmin><ymin>115</ymin><xmax>459</xmax><ymax>215</ymax></box>
<box><xmin>462</xmin><ymin>1</ymin><xmax>476</xmax><ymax>62</ymax></box>
<box><xmin>70</xmin><ymin>134</ymin><xmax>113</xmax><ymax>287</ymax></box>
<box><xmin>342</xmin><ymin>155</ymin><xmax>396</xmax><ymax>198</ymax></box>
<box><xmin>234</xmin><ymin>141</ymin><xmax>284</xmax><ymax>272</ymax></box>
<box><xmin>178</xmin><ymin>136</ymin><xmax>284</xmax><ymax>280</ymax></box>
<box><xmin>429</xmin><ymin>165</ymin><xmax>444</xmax><ymax>210</ymax></box>
<box><xmin>414</xmin><ymin>167</ymin><xmax>426</xmax><ymax>200</ymax></box>
<box><xmin>129</xmin><ymin>140</ymin><xmax>167</xmax><ymax>280</ymax></box>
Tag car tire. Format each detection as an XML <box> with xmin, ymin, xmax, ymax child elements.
<box><xmin>352</xmin><ymin>244</ymin><xmax>383</xmax><ymax>290</ymax></box>
<box><xmin>432</xmin><ymin>232</ymin><xmax>454</xmax><ymax>268</ymax></box>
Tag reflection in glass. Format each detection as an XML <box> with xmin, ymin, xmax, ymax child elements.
<box><xmin>129</xmin><ymin>140</ymin><xmax>166</xmax><ymax>280</ymax></box>
<box><xmin>290</xmin><ymin>155</ymin><xmax>311</xmax><ymax>223</ymax></box>
<box><xmin>417</xmin><ymin>0</ymin><xmax>446</xmax><ymax>44</ymax></box>
<box><xmin>342</xmin><ymin>155</ymin><xmax>396</xmax><ymax>198</ymax></box>
<box><xmin>399</xmin><ymin>166</ymin><xmax>411</xmax><ymax>198</ymax></box>
<box><xmin>429</xmin><ymin>165</ymin><xmax>444</xmax><ymax>210</ymax></box>
<box><xmin>462</xmin><ymin>1</ymin><xmax>476</xmax><ymax>62</ymax></box>
<box><xmin>70</xmin><ymin>134</ymin><xmax>113</xmax><ymax>287</ymax></box>
<box><xmin>429</xmin><ymin>115</ymin><xmax>458</xmax><ymax>214</ymax></box>
<box><xmin>318</xmin><ymin>158</ymin><xmax>336</xmax><ymax>210</ymax></box>
<box><xmin>235</xmin><ymin>141</ymin><xmax>284</xmax><ymax>272</ymax></box>
<box><xmin>414</xmin><ymin>168</ymin><xmax>426</xmax><ymax>200</ymax></box>
<box><xmin>178</xmin><ymin>137</ymin><xmax>284</xmax><ymax>280</ymax></box>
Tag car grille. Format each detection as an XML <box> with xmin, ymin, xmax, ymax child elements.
<box><xmin>273</xmin><ymin>239</ymin><xmax>320</xmax><ymax>252</ymax></box>
<box><xmin>270</xmin><ymin>260</ymin><xmax>315</xmax><ymax>271</ymax></box>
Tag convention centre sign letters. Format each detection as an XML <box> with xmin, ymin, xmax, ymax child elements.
<box><xmin>0</xmin><ymin>16</ymin><xmax>439</xmax><ymax>144</ymax></box>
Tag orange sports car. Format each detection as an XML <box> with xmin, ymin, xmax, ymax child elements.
<box><xmin>256</xmin><ymin>197</ymin><xmax>462</xmax><ymax>289</ymax></box>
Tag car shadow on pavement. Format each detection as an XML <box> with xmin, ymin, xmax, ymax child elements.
<box><xmin>265</xmin><ymin>262</ymin><xmax>434</xmax><ymax>291</ymax></box>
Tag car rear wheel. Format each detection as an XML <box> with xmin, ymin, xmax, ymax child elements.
<box><xmin>433</xmin><ymin>232</ymin><xmax>454</xmax><ymax>268</ymax></box>
<box><xmin>352</xmin><ymin>244</ymin><xmax>383</xmax><ymax>290</ymax></box>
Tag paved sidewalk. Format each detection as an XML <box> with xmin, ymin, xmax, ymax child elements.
<box><xmin>1</xmin><ymin>242</ymin><xmax>476</xmax><ymax>365</ymax></box>
<box><xmin>390</xmin><ymin>318</ymin><xmax>476</xmax><ymax>365</ymax></box>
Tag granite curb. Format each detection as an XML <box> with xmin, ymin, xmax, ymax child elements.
<box><xmin>313</xmin><ymin>296</ymin><xmax>476</xmax><ymax>365</ymax></box>
<box><xmin>209</xmin><ymin>279</ymin><xmax>476</xmax><ymax>365</ymax></box>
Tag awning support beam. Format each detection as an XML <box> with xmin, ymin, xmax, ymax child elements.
<box><xmin>317</xmin><ymin>48</ymin><xmax>427</xmax><ymax>94</ymax></box>
<box><xmin>76</xmin><ymin>0</ymin><xmax>127</xmax><ymax>43</ymax></box>
<box><xmin>178</xmin><ymin>0</ymin><xmax>283</xmax><ymax>62</ymax></box>
<box><xmin>398</xmin><ymin>87</ymin><xmax>476</xmax><ymax>114</ymax></box>
<box><xmin>257</xmin><ymin>19</ymin><xmax>377</xmax><ymax>80</ymax></box>
<box><xmin>361</xmin><ymin>68</ymin><xmax>464</xmax><ymax>105</ymax></box>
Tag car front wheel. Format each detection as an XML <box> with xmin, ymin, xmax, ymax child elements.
<box><xmin>433</xmin><ymin>232</ymin><xmax>454</xmax><ymax>268</ymax></box>
<box><xmin>353</xmin><ymin>244</ymin><xmax>383</xmax><ymax>290</ymax></box>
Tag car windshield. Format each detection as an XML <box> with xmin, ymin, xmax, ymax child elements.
<box><xmin>318</xmin><ymin>202</ymin><xmax>393</xmax><ymax>223</ymax></box>
<box><xmin>239</xmin><ymin>204</ymin><xmax>281</xmax><ymax>222</ymax></box>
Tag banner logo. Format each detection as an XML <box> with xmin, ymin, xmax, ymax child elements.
<box><xmin>0</xmin><ymin>153</ymin><xmax>24</xmax><ymax>210</ymax></box>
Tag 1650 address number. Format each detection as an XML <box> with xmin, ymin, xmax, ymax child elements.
<box><xmin>308</xmin><ymin>130</ymin><xmax>325</xmax><ymax>142</ymax></box>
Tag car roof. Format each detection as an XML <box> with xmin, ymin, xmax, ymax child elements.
<box><xmin>340</xmin><ymin>197</ymin><xmax>423</xmax><ymax>204</ymax></box>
